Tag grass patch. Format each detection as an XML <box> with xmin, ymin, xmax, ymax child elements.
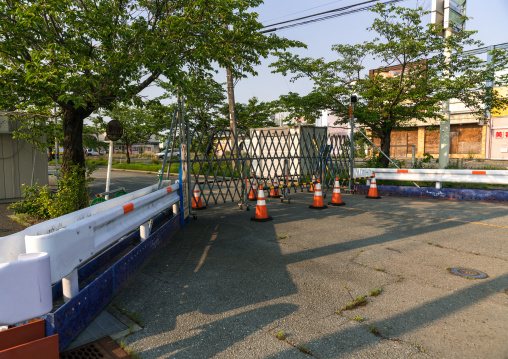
<box><xmin>113</xmin><ymin>162</ymin><xmax>179</xmax><ymax>173</ymax></box>
<box><xmin>8</xmin><ymin>213</ymin><xmax>46</xmax><ymax>227</ymax></box>
<box><xmin>369</xmin><ymin>288</ymin><xmax>382</xmax><ymax>297</ymax></box>
<box><xmin>341</xmin><ymin>295</ymin><xmax>367</xmax><ymax>311</ymax></box>
<box><xmin>118</xmin><ymin>340</ymin><xmax>141</xmax><ymax>359</ymax></box>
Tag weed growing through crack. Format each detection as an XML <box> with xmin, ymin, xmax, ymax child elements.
<box><xmin>118</xmin><ymin>340</ymin><xmax>141</xmax><ymax>359</ymax></box>
<box><xmin>277</xmin><ymin>234</ymin><xmax>289</xmax><ymax>240</ymax></box>
<box><xmin>341</xmin><ymin>295</ymin><xmax>367</xmax><ymax>311</ymax></box>
<box><xmin>298</xmin><ymin>345</ymin><xmax>312</xmax><ymax>354</ymax></box>
<box><xmin>353</xmin><ymin>316</ymin><xmax>363</xmax><ymax>322</ymax></box>
<box><xmin>434</xmin><ymin>243</ymin><xmax>443</xmax><ymax>248</ymax></box>
<box><xmin>375</xmin><ymin>267</ymin><xmax>385</xmax><ymax>272</ymax></box>
<box><xmin>370</xmin><ymin>288</ymin><xmax>382</xmax><ymax>296</ymax></box>
<box><xmin>344</xmin><ymin>286</ymin><xmax>355</xmax><ymax>301</ymax></box>
<box><xmin>412</xmin><ymin>342</ymin><xmax>425</xmax><ymax>353</ymax></box>
<box><xmin>276</xmin><ymin>331</ymin><xmax>285</xmax><ymax>340</ymax></box>
<box><xmin>369</xmin><ymin>325</ymin><xmax>381</xmax><ymax>336</ymax></box>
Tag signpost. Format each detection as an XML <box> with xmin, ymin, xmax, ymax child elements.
<box><xmin>105</xmin><ymin>120</ymin><xmax>124</xmax><ymax>199</ymax></box>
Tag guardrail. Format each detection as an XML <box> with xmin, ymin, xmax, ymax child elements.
<box><xmin>0</xmin><ymin>181</ymin><xmax>180</xmax><ymax>326</ymax></box>
<box><xmin>359</xmin><ymin>168</ymin><xmax>508</xmax><ymax>188</ymax></box>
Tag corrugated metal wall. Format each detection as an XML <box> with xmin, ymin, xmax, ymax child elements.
<box><xmin>0</xmin><ymin>120</ymin><xmax>48</xmax><ymax>202</ymax></box>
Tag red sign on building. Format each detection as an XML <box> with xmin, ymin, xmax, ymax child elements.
<box><xmin>495</xmin><ymin>131</ymin><xmax>503</xmax><ymax>139</ymax></box>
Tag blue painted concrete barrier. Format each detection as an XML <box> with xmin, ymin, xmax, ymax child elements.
<box><xmin>45</xmin><ymin>212</ymin><xmax>181</xmax><ymax>351</ymax></box>
<box><xmin>354</xmin><ymin>184</ymin><xmax>508</xmax><ymax>202</ymax></box>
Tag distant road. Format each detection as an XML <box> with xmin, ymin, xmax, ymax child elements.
<box><xmin>89</xmin><ymin>167</ymin><xmax>179</xmax><ymax>198</ymax></box>
<box><xmin>49</xmin><ymin>166</ymin><xmax>179</xmax><ymax>199</ymax></box>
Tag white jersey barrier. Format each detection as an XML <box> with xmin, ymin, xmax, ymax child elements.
<box><xmin>0</xmin><ymin>252</ymin><xmax>52</xmax><ymax>325</ymax></box>
<box><xmin>0</xmin><ymin>181</ymin><xmax>172</xmax><ymax>264</ymax></box>
<box><xmin>26</xmin><ymin>183</ymin><xmax>180</xmax><ymax>284</ymax></box>
<box><xmin>0</xmin><ymin>181</ymin><xmax>179</xmax><ymax>325</ymax></box>
<box><xmin>359</xmin><ymin>168</ymin><xmax>508</xmax><ymax>188</ymax></box>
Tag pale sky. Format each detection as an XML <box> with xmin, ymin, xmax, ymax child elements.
<box><xmin>142</xmin><ymin>0</ymin><xmax>508</xmax><ymax>105</ymax></box>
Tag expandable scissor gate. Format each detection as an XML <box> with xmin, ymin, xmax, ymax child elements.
<box><xmin>187</xmin><ymin>125</ymin><xmax>351</xmax><ymax>206</ymax></box>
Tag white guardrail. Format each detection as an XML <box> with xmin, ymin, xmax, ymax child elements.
<box><xmin>0</xmin><ymin>181</ymin><xmax>180</xmax><ymax>325</ymax></box>
<box><xmin>357</xmin><ymin>168</ymin><xmax>508</xmax><ymax>188</ymax></box>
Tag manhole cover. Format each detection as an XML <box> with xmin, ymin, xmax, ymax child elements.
<box><xmin>449</xmin><ymin>267</ymin><xmax>488</xmax><ymax>279</ymax></box>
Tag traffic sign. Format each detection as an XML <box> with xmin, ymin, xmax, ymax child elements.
<box><xmin>106</xmin><ymin>120</ymin><xmax>123</xmax><ymax>141</ymax></box>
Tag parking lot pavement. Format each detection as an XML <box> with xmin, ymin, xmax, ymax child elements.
<box><xmin>112</xmin><ymin>192</ymin><xmax>508</xmax><ymax>358</ymax></box>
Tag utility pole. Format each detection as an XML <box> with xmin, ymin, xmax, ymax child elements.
<box><xmin>224</xmin><ymin>24</ymin><xmax>239</xmax><ymax>168</ymax></box>
<box><xmin>433</xmin><ymin>0</ymin><xmax>467</xmax><ymax>168</ymax></box>
<box><xmin>349</xmin><ymin>95</ymin><xmax>357</xmax><ymax>190</ymax></box>
<box><xmin>438</xmin><ymin>27</ymin><xmax>452</xmax><ymax>169</ymax></box>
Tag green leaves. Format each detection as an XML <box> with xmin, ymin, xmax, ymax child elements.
<box><xmin>272</xmin><ymin>4</ymin><xmax>508</xmax><ymax>167</ymax></box>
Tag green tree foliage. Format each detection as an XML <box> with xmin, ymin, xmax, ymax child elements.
<box><xmin>218</xmin><ymin>97</ymin><xmax>277</xmax><ymax>133</ymax></box>
<box><xmin>0</xmin><ymin>0</ymin><xmax>302</xmax><ymax>208</ymax></box>
<box><xmin>101</xmin><ymin>104</ymin><xmax>170</xmax><ymax>163</ymax></box>
<box><xmin>158</xmin><ymin>73</ymin><xmax>227</xmax><ymax>133</ymax></box>
<box><xmin>272</xmin><ymin>4</ymin><xmax>508</xmax><ymax>167</ymax></box>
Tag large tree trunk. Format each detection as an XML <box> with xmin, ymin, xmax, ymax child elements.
<box><xmin>62</xmin><ymin>107</ymin><xmax>88</xmax><ymax>171</ymax></box>
<box><xmin>61</xmin><ymin>106</ymin><xmax>92</xmax><ymax>209</ymax></box>
<box><xmin>124</xmin><ymin>140</ymin><xmax>131</xmax><ymax>164</ymax></box>
<box><xmin>379</xmin><ymin>131</ymin><xmax>392</xmax><ymax>168</ymax></box>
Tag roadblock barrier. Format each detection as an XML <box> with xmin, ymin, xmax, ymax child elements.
<box><xmin>0</xmin><ymin>181</ymin><xmax>180</xmax><ymax>327</ymax></box>
<box><xmin>25</xmin><ymin>183</ymin><xmax>180</xmax><ymax>285</ymax></box>
<box><xmin>359</xmin><ymin>168</ymin><xmax>508</xmax><ymax>188</ymax></box>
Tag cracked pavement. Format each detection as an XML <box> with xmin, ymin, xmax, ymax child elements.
<box><xmin>112</xmin><ymin>191</ymin><xmax>508</xmax><ymax>358</ymax></box>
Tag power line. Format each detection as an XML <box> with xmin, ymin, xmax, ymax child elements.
<box><xmin>263</xmin><ymin>0</ymin><xmax>390</xmax><ymax>29</ymax></box>
<box><xmin>260</xmin><ymin>0</ymin><xmax>348</xmax><ymax>25</ymax></box>
<box><xmin>261</xmin><ymin>0</ymin><xmax>404</xmax><ymax>33</ymax></box>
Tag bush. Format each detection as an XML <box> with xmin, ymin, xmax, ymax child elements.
<box><xmin>9</xmin><ymin>164</ymin><xmax>93</xmax><ymax>221</ymax></box>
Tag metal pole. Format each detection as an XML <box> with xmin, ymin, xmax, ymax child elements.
<box><xmin>439</xmin><ymin>28</ymin><xmax>452</xmax><ymax>169</ymax></box>
<box><xmin>349</xmin><ymin>104</ymin><xmax>354</xmax><ymax>190</ymax></box>
<box><xmin>159</xmin><ymin>108</ymin><xmax>177</xmax><ymax>189</ymax></box>
<box><xmin>105</xmin><ymin>141</ymin><xmax>114</xmax><ymax>200</ymax></box>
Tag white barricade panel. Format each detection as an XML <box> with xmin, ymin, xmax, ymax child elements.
<box><xmin>0</xmin><ymin>252</ymin><xmax>52</xmax><ymax>325</ymax></box>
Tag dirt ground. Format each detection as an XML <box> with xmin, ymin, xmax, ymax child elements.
<box><xmin>0</xmin><ymin>203</ymin><xmax>26</xmax><ymax>236</ymax></box>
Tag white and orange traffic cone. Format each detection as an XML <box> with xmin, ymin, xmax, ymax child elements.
<box><xmin>309</xmin><ymin>179</ymin><xmax>327</xmax><ymax>209</ymax></box>
<box><xmin>248</xmin><ymin>181</ymin><xmax>258</xmax><ymax>201</ymax></box>
<box><xmin>329</xmin><ymin>177</ymin><xmax>345</xmax><ymax>206</ymax></box>
<box><xmin>269</xmin><ymin>175</ymin><xmax>281</xmax><ymax>198</ymax></box>
<box><xmin>251</xmin><ymin>186</ymin><xmax>273</xmax><ymax>222</ymax></box>
<box><xmin>366</xmin><ymin>174</ymin><xmax>381</xmax><ymax>199</ymax></box>
<box><xmin>192</xmin><ymin>183</ymin><xmax>207</xmax><ymax>210</ymax></box>
<box><xmin>308</xmin><ymin>174</ymin><xmax>316</xmax><ymax>192</ymax></box>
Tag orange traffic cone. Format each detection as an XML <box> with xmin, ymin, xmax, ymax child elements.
<box><xmin>329</xmin><ymin>177</ymin><xmax>345</xmax><ymax>206</ymax></box>
<box><xmin>251</xmin><ymin>186</ymin><xmax>273</xmax><ymax>222</ymax></box>
<box><xmin>192</xmin><ymin>183</ymin><xmax>207</xmax><ymax>210</ymax></box>
<box><xmin>269</xmin><ymin>175</ymin><xmax>281</xmax><ymax>198</ymax></box>
<box><xmin>248</xmin><ymin>181</ymin><xmax>258</xmax><ymax>201</ymax></box>
<box><xmin>308</xmin><ymin>174</ymin><xmax>316</xmax><ymax>192</ymax></box>
<box><xmin>366</xmin><ymin>174</ymin><xmax>381</xmax><ymax>199</ymax></box>
<box><xmin>309</xmin><ymin>180</ymin><xmax>327</xmax><ymax>209</ymax></box>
